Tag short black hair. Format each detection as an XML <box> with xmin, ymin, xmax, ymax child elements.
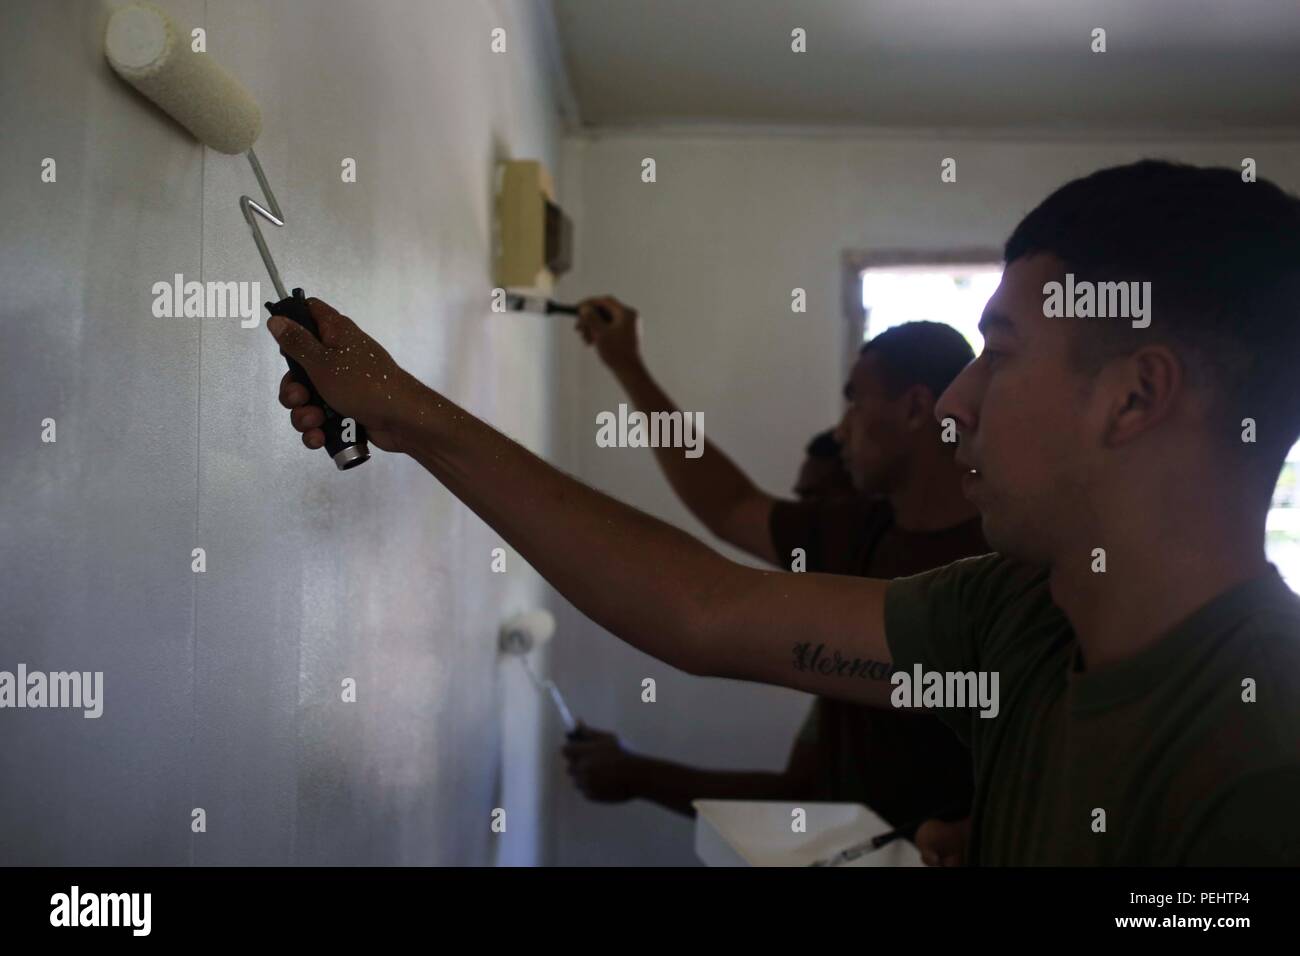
<box><xmin>805</xmin><ymin>428</ymin><xmax>842</xmax><ymax>459</ymax></box>
<box><xmin>1005</xmin><ymin>159</ymin><xmax>1300</xmax><ymax>466</ymax></box>
<box><xmin>860</xmin><ymin>321</ymin><xmax>975</xmax><ymax>400</ymax></box>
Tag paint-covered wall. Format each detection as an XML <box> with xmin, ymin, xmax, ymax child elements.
<box><xmin>0</xmin><ymin>0</ymin><xmax>566</xmax><ymax>865</ymax></box>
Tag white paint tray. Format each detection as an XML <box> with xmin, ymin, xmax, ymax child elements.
<box><xmin>692</xmin><ymin>800</ymin><xmax>924</xmax><ymax>867</ymax></box>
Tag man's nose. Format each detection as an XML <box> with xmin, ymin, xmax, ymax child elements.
<box><xmin>935</xmin><ymin>367</ymin><xmax>975</xmax><ymax>432</ymax></box>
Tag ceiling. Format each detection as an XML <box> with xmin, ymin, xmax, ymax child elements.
<box><xmin>549</xmin><ymin>0</ymin><xmax>1300</xmax><ymax>132</ymax></box>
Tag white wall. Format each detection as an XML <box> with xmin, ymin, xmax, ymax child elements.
<box><xmin>0</xmin><ymin>0</ymin><xmax>566</xmax><ymax>865</ymax></box>
<box><xmin>550</xmin><ymin>131</ymin><xmax>1300</xmax><ymax>865</ymax></box>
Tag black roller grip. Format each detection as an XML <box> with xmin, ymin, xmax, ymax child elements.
<box><xmin>267</xmin><ymin>287</ymin><xmax>370</xmax><ymax>471</ymax></box>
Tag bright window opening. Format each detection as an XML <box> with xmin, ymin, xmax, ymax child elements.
<box><xmin>861</xmin><ymin>263</ymin><xmax>1002</xmax><ymax>352</ymax></box>
<box><xmin>1268</xmin><ymin>444</ymin><xmax>1300</xmax><ymax>589</ymax></box>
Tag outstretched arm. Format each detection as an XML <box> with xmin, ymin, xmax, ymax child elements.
<box><xmin>575</xmin><ymin>295</ymin><xmax>780</xmax><ymax>564</ymax></box>
<box><xmin>269</xmin><ymin>299</ymin><xmax>895</xmax><ymax>707</ymax></box>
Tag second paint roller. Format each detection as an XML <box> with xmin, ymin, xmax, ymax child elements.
<box><xmin>104</xmin><ymin>2</ymin><xmax>369</xmax><ymax>470</ymax></box>
<box><xmin>498</xmin><ymin>611</ymin><xmax>590</xmax><ymax>740</ymax></box>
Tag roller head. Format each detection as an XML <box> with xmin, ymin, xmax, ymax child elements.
<box><xmin>498</xmin><ymin>610</ymin><xmax>556</xmax><ymax>656</ymax></box>
<box><xmin>105</xmin><ymin>2</ymin><xmax>261</xmax><ymax>154</ymax></box>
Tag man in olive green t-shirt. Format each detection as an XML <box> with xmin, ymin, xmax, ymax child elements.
<box><xmin>270</xmin><ymin>160</ymin><xmax>1300</xmax><ymax>864</ymax></box>
<box><xmin>886</xmin><ymin>551</ymin><xmax>1300</xmax><ymax>864</ymax></box>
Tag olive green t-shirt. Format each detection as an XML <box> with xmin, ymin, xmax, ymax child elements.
<box><xmin>884</xmin><ymin>552</ymin><xmax>1300</xmax><ymax>865</ymax></box>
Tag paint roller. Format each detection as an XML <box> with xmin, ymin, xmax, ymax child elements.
<box><xmin>104</xmin><ymin>2</ymin><xmax>369</xmax><ymax>470</ymax></box>
<box><xmin>498</xmin><ymin>610</ymin><xmax>590</xmax><ymax>740</ymax></box>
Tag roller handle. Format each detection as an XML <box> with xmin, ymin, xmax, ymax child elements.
<box><xmin>267</xmin><ymin>288</ymin><xmax>371</xmax><ymax>471</ymax></box>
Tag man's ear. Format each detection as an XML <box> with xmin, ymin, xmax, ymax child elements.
<box><xmin>904</xmin><ymin>384</ymin><xmax>938</xmax><ymax>431</ymax></box>
<box><xmin>1101</xmin><ymin>344</ymin><xmax>1183</xmax><ymax>447</ymax></box>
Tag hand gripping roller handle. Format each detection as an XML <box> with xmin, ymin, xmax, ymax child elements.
<box><xmin>268</xmin><ymin>288</ymin><xmax>370</xmax><ymax>470</ymax></box>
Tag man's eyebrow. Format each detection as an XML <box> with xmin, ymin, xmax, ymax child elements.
<box><xmin>978</xmin><ymin>308</ymin><xmax>1018</xmax><ymax>338</ymax></box>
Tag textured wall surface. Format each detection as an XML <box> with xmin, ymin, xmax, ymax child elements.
<box><xmin>550</xmin><ymin>133</ymin><xmax>1300</xmax><ymax>865</ymax></box>
<box><xmin>0</xmin><ymin>0</ymin><xmax>565</xmax><ymax>865</ymax></box>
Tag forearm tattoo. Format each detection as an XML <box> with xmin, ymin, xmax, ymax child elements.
<box><xmin>792</xmin><ymin>642</ymin><xmax>893</xmax><ymax>681</ymax></box>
